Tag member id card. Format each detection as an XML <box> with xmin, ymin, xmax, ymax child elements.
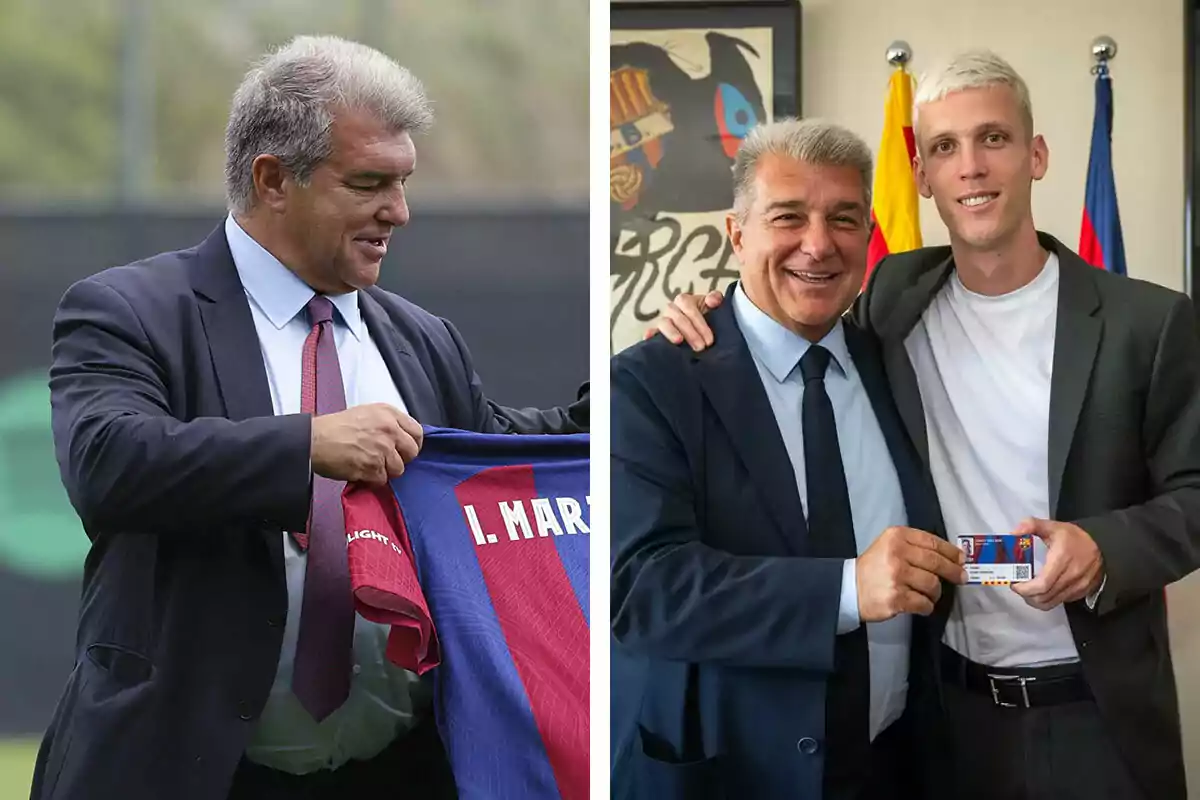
<box><xmin>957</xmin><ymin>534</ymin><xmax>1035</xmax><ymax>585</ymax></box>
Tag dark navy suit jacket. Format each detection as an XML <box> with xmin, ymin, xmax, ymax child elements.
<box><xmin>609</xmin><ymin>289</ymin><xmax>941</xmax><ymax>800</ymax></box>
<box><xmin>31</xmin><ymin>227</ymin><xmax>587</xmax><ymax>800</ymax></box>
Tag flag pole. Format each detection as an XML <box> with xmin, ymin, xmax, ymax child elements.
<box><xmin>865</xmin><ymin>40</ymin><xmax>922</xmax><ymax>282</ymax></box>
<box><xmin>1080</xmin><ymin>34</ymin><xmax>1127</xmax><ymax>275</ymax></box>
<box><xmin>886</xmin><ymin>40</ymin><xmax>912</xmax><ymax>68</ymax></box>
<box><xmin>1091</xmin><ymin>35</ymin><xmax>1117</xmax><ymax>74</ymax></box>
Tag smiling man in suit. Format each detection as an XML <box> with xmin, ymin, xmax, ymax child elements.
<box><xmin>33</xmin><ymin>35</ymin><xmax>586</xmax><ymax>800</ymax></box>
<box><xmin>653</xmin><ymin>50</ymin><xmax>1200</xmax><ymax>800</ymax></box>
<box><xmin>610</xmin><ymin>117</ymin><xmax>966</xmax><ymax>800</ymax></box>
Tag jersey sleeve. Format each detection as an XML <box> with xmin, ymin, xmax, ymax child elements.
<box><xmin>342</xmin><ymin>483</ymin><xmax>441</xmax><ymax>675</ymax></box>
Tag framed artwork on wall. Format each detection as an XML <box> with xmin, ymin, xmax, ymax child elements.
<box><xmin>609</xmin><ymin>0</ymin><xmax>800</xmax><ymax>353</ymax></box>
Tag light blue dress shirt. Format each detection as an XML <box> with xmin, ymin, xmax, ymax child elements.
<box><xmin>224</xmin><ymin>215</ymin><xmax>425</xmax><ymax>774</ymax></box>
<box><xmin>732</xmin><ymin>285</ymin><xmax>912</xmax><ymax>740</ymax></box>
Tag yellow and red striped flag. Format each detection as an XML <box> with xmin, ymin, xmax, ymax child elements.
<box><xmin>865</xmin><ymin>66</ymin><xmax>922</xmax><ymax>284</ymax></box>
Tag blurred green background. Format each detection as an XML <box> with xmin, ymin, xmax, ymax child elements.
<box><xmin>0</xmin><ymin>0</ymin><xmax>587</xmax><ymax>205</ymax></box>
<box><xmin>0</xmin><ymin>741</ymin><xmax>36</xmax><ymax>798</ymax></box>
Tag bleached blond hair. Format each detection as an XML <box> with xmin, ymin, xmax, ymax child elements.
<box><xmin>913</xmin><ymin>50</ymin><xmax>1034</xmax><ymax>143</ymax></box>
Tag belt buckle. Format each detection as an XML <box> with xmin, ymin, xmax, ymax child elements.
<box><xmin>987</xmin><ymin>673</ymin><xmax>1035</xmax><ymax>708</ymax></box>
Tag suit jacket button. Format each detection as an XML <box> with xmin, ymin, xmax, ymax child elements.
<box><xmin>797</xmin><ymin>737</ymin><xmax>819</xmax><ymax>755</ymax></box>
<box><xmin>237</xmin><ymin>701</ymin><xmax>253</xmax><ymax>721</ymax></box>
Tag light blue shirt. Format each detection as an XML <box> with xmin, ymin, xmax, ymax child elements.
<box><xmin>732</xmin><ymin>285</ymin><xmax>911</xmax><ymax>740</ymax></box>
<box><xmin>224</xmin><ymin>215</ymin><xmax>425</xmax><ymax>774</ymax></box>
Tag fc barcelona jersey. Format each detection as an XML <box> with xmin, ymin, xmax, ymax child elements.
<box><xmin>343</xmin><ymin>428</ymin><xmax>590</xmax><ymax>799</ymax></box>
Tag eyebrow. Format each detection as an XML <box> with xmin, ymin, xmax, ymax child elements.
<box><xmin>927</xmin><ymin>120</ymin><xmax>1016</xmax><ymax>141</ymax></box>
<box><xmin>763</xmin><ymin>199</ymin><xmax>866</xmax><ymax>215</ymax></box>
<box><xmin>827</xmin><ymin>200</ymin><xmax>867</xmax><ymax>215</ymax></box>
<box><xmin>345</xmin><ymin>169</ymin><xmax>412</xmax><ymax>182</ymax></box>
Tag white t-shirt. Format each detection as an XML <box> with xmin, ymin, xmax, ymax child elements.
<box><xmin>905</xmin><ymin>252</ymin><xmax>1079</xmax><ymax>667</ymax></box>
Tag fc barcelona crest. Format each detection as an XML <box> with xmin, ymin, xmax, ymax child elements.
<box><xmin>609</xmin><ymin>66</ymin><xmax>674</xmax><ymax>207</ymax></box>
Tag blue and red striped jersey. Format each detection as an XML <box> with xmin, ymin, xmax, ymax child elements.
<box><xmin>343</xmin><ymin>427</ymin><xmax>590</xmax><ymax>799</ymax></box>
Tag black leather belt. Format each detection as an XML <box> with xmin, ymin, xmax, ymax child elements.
<box><xmin>940</xmin><ymin>644</ymin><xmax>1092</xmax><ymax>709</ymax></box>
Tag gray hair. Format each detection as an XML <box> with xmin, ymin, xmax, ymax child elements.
<box><xmin>731</xmin><ymin>117</ymin><xmax>874</xmax><ymax>221</ymax></box>
<box><xmin>914</xmin><ymin>50</ymin><xmax>1034</xmax><ymax>142</ymax></box>
<box><xmin>224</xmin><ymin>35</ymin><xmax>434</xmax><ymax>213</ymax></box>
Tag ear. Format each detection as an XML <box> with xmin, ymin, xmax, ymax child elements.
<box><xmin>1030</xmin><ymin>134</ymin><xmax>1049</xmax><ymax>182</ymax></box>
<box><xmin>726</xmin><ymin>212</ymin><xmax>744</xmax><ymax>258</ymax></box>
<box><xmin>250</xmin><ymin>154</ymin><xmax>290</xmax><ymax>212</ymax></box>
<box><xmin>913</xmin><ymin>155</ymin><xmax>933</xmax><ymax>199</ymax></box>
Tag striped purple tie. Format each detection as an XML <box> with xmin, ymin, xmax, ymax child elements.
<box><xmin>291</xmin><ymin>295</ymin><xmax>354</xmax><ymax>721</ymax></box>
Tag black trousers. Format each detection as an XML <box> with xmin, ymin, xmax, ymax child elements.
<box><xmin>226</xmin><ymin>713</ymin><xmax>457</xmax><ymax>800</ymax></box>
<box><xmin>824</xmin><ymin>717</ymin><xmax>910</xmax><ymax>800</ymax></box>
<box><xmin>940</xmin><ymin>680</ymin><xmax>1145</xmax><ymax>800</ymax></box>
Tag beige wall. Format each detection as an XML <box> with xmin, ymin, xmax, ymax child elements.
<box><xmin>799</xmin><ymin>0</ymin><xmax>1187</xmax><ymax>292</ymax></box>
<box><xmin>798</xmin><ymin>0</ymin><xmax>1200</xmax><ymax>784</ymax></box>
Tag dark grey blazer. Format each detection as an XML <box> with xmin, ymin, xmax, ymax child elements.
<box><xmin>857</xmin><ymin>231</ymin><xmax>1200</xmax><ymax>800</ymax></box>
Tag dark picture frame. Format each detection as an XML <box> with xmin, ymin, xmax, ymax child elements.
<box><xmin>610</xmin><ymin>0</ymin><xmax>801</xmax><ymax>119</ymax></box>
<box><xmin>1187</xmin><ymin>0</ymin><xmax>1198</xmax><ymax>303</ymax></box>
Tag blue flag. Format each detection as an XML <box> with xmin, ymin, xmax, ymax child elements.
<box><xmin>1079</xmin><ymin>63</ymin><xmax>1126</xmax><ymax>275</ymax></box>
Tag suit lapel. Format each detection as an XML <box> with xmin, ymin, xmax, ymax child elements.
<box><xmin>1046</xmin><ymin>241</ymin><xmax>1102</xmax><ymax>516</ymax></box>
<box><xmin>882</xmin><ymin>344</ymin><xmax>929</xmax><ymax>469</ymax></box>
<box><xmin>359</xmin><ymin>290</ymin><xmax>444</xmax><ymax>424</ymax></box>
<box><xmin>868</xmin><ymin>258</ymin><xmax>957</xmax><ymax>644</ymax></box>
<box><xmin>188</xmin><ymin>227</ymin><xmax>275</xmax><ymax>422</ymax></box>
<box><xmin>876</xmin><ymin>255</ymin><xmax>954</xmax><ymax>468</ymax></box>
<box><xmin>845</xmin><ymin>322</ymin><xmax>941</xmax><ymax>539</ymax></box>
<box><xmin>187</xmin><ymin>226</ymin><xmax>282</xmax><ymax>566</ymax></box>
<box><xmin>694</xmin><ymin>294</ymin><xmax>807</xmax><ymax>555</ymax></box>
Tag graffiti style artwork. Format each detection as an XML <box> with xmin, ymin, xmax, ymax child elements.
<box><xmin>610</xmin><ymin>23</ymin><xmax>780</xmax><ymax>353</ymax></box>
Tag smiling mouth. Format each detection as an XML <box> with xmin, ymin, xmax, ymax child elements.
<box><xmin>353</xmin><ymin>237</ymin><xmax>389</xmax><ymax>263</ymax></box>
<box><xmin>959</xmin><ymin>193</ymin><xmax>999</xmax><ymax>208</ymax></box>
<box><xmin>785</xmin><ymin>268</ymin><xmax>839</xmax><ymax>285</ymax></box>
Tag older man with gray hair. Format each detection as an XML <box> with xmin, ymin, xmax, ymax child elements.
<box><xmin>609</xmin><ymin>116</ymin><xmax>964</xmax><ymax>800</ymax></box>
<box><xmin>33</xmin><ymin>35</ymin><xmax>585</xmax><ymax>800</ymax></box>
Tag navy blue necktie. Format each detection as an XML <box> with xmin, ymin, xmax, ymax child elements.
<box><xmin>800</xmin><ymin>344</ymin><xmax>871</xmax><ymax>789</ymax></box>
<box><xmin>800</xmin><ymin>345</ymin><xmax>857</xmax><ymax>560</ymax></box>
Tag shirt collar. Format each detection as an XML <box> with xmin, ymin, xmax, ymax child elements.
<box><xmin>224</xmin><ymin>214</ymin><xmax>362</xmax><ymax>340</ymax></box>
<box><xmin>731</xmin><ymin>282</ymin><xmax>850</xmax><ymax>383</ymax></box>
